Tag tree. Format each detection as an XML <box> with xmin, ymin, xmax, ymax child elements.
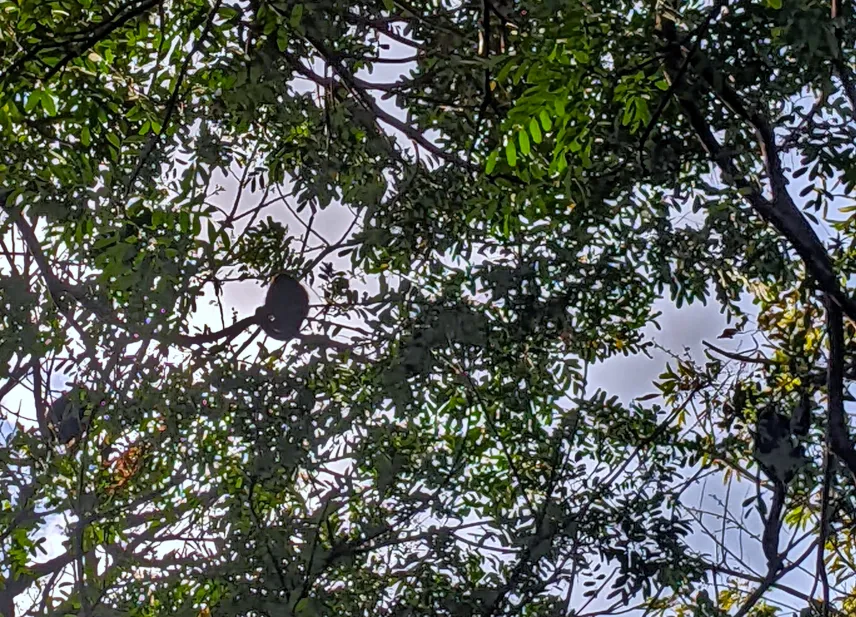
<box><xmin>0</xmin><ymin>0</ymin><xmax>854</xmax><ymax>616</ymax></box>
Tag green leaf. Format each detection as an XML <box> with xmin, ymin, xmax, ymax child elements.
<box><xmin>505</xmin><ymin>140</ymin><xmax>517</xmax><ymax>167</ymax></box>
<box><xmin>106</xmin><ymin>133</ymin><xmax>121</xmax><ymax>148</ymax></box>
<box><xmin>622</xmin><ymin>105</ymin><xmax>633</xmax><ymax>126</ymax></box>
<box><xmin>496</xmin><ymin>58</ymin><xmax>518</xmax><ymax>83</ymax></box>
<box><xmin>529</xmin><ymin>119</ymin><xmax>542</xmax><ymax>143</ymax></box>
<box><xmin>512</xmin><ymin>61</ymin><xmax>529</xmax><ymax>85</ymax></box>
<box><xmin>767</xmin><ymin>0</ymin><xmax>782</xmax><ymax>8</ymax></box>
<box><xmin>219</xmin><ymin>6</ymin><xmax>239</xmax><ymax>19</ymax></box>
<box><xmin>24</xmin><ymin>91</ymin><xmax>40</xmax><ymax>112</ymax></box>
<box><xmin>382</xmin><ymin>0</ymin><xmax>395</xmax><ymax>11</ymax></box>
<box><xmin>290</xmin><ymin>4</ymin><xmax>304</xmax><ymax>27</ymax></box>
<box><xmin>485</xmin><ymin>150</ymin><xmax>498</xmax><ymax>174</ymax></box>
<box><xmin>518</xmin><ymin>130</ymin><xmax>530</xmax><ymax>155</ymax></box>
<box><xmin>539</xmin><ymin>110</ymin><xmax>553</xmax><ymax>131</ymax></box>
<box><xmin>81</xmin><ymin>126</ymin><xmax>91</xmax><ymax>146</ymax></box>
<box><xmin>41</xmin><ymin>93</ymin><xmax>57</xmax><ymax>117</ymax></box>
<box><xmin>634</xmin><ymin>98</ymin><xmax>649</xmax><ymax>124</ymax></box>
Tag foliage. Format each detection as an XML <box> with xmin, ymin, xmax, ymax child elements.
<box><xmin>0</xmin><ymin>0</ymin><xmax>855</xmax><ymax>616</ymax></box>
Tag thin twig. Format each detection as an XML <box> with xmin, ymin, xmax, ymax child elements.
<box><xmin>125</xmin><ymin>0</ymin><xmax>224</xmax><ymax>195</ymax></box>
<box><xmin>703</xmin><ymin>341</ymin><xmax>781</xmax><ymax>366</ymax></box>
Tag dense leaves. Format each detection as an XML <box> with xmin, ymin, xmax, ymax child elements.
<box><xmin>1</xmin><ymin>0</ymin><xmax>856</xmax><ymax>616</ymax></box>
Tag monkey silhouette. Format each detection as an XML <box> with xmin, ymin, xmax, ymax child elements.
<box><xmin>255</xmin><ymin>274</ymin><xmax>310</xmax><ymax>341</ymax></box>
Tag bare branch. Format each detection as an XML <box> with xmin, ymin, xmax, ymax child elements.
<box><xmin>825</xmin><ymin>300</ymin><xmax>856</xmax><ymax>480</ymax></box>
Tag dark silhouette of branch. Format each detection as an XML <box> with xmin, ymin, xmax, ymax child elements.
<box><xmin>125</xmin><ymin>0</ymin><xmax>224</xmax><ymax>195</ymax></box>
<box><xmin>0</xmin><ymin>0</ymin><xmax>159</xmax><ymax>87</ymax></box>
<box><xmin>707</xmin><ymin>564</ymin><xmax>844</xmax><ymax>614</ymax></box>
<box><xmin>702</xmin><ymin>341</ymin><xmax>781</xmax><ymax>366</ymax></box>
<box><xmin>656</xmin><ymin>14</ymin><xmax>856</xmax><ymax>323</ymax></box>
<box><xmin>825</xmin><ymin>300</ymin><xmax>856</xmax><ymax>480</ymax></box>
<box><xmin>0</xmin><ymin>362</ymin><xmax>29</xmax><ymax>408</ymax></box>
<box><xmin>731</xmin><ymin>538</ymin><xmax>818</xmax><ymax>617</ymax></box>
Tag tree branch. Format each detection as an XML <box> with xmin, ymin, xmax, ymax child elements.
<box><xmin>656</xmin><ymin>15</ymin><xmax>856</xmax><ymax>323</ymax></box>
<box><xmin>702</xmin><ymin>341</ymin><xmax>781</xmax><ymax>366</ymax></box>
<box><xmin>125</xmin><ymin>0</ymin><xmax>224</xmax><ymax>195</ymax></box>
<box><xmin>825</xmin><ymin>300</ymin><xmax>856</xmax><ymax>480</ymax></box>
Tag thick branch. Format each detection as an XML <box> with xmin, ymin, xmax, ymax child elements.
<box><xmin>830</xmin><ymin>0</ymin><xmax>856</xmax><ymax>120</ymax></box>
<box><xmin>656</xmin><ymin>16</ymin><xmax>856</xmax><ymax>322</ymax></box>
<box><xmin>708</xmin><ymin>564</ymin><xmax>844</xmax><ymax>613</ymax></box>
<box><xmin>702</xmin><ymin>341</ymin><xmax>781</xmax><ymax>366</ymax></box>
<box><xmin>825</xmin><ymin>300</ymin><xmax>856</xmax><ymax>480</ymax></box>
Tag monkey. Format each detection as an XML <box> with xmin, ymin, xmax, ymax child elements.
<box><xmin>753</xmin><ymin>392</ymin><xmax>813</xmax><ymax>483</ymax></box>
<box><xmin>178</xmin><ymin>273</ymin><xmax>371</xmax><ymax>361</ymax></box>
<box><xmin>176</xmin><ymin>273</ymin><xmax>310</xmax><ymax>345</ymax></box>
<box><xmin>754</xmin><ymin>405</ymin><xmax>807</xmax><ymax>485</ymax></box>
<box><xmin>753</xmin><ymin>399</ymin><xmax>811</xmax><ymax>569</ymax></box>
<box><xmin>27</xmin><ymin>268</ymin><xmax>356</xmax><ymax>360</ymax></box>
<box><xmin>47</xmin><ymin>386</ymin><xmax>88</xmax><ymax>445</ymax></box>
<box><xmin>255</xmin><ymin>273</ymin><xmax>310</xmax><ymax>341</ymax></box>
<box><xmin>790</xmin><ymin>390</ymin><xmax>812</xmax><ymax>437</ymax></box>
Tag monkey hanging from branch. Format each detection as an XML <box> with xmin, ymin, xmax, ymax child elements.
<box><xmin>176</xmin><ymin>273</ymin><xmax>367</xmax><ymax>360</ymax></box>
<box><xmin>0</xmin><ymin>200</ymin><xmax>368</xmax><ymax>360</ymax></box>
<box><xmin>752</xmin><ymin>392</ymin><xmax>812</xmax><ymax>570</ymax></box>
<box><xmin>180</xmin><ymin>273</ymin><xmax>310</xmax><ymax>344</ymax></box>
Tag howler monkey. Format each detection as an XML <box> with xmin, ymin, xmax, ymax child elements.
<box><xmin>178</xmin><ymin>273</ymin><xmax>309</xmax><ymax>345</ymax></box>
<box><xmin>255</xmin><ymin>273</ymin><xmax>310</xmax><ymax>341</ymax></box>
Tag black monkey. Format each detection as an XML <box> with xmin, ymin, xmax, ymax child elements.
<box><xmin>177</xmin><ymin>273</ymin><xmax>310</xmax><ymax>345</ymax></box>
<box><xmin>753</xmin><ymin>399</ymin><xmax>811</xmax><ymax>569</ymax></box>
<box><xmin>255</xmin><ymin>273</ymin><xmax>310</xmax><ymax>341</ymax></box>
<box><xmin>48</xmin><ymin>386</ymin><xmax>88</xmax><ymax>445</ymax></box>
<box><xmin>754</xmin><ymin>405</ymin><xmax>805</xmax><ymax>485</ymax></box>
